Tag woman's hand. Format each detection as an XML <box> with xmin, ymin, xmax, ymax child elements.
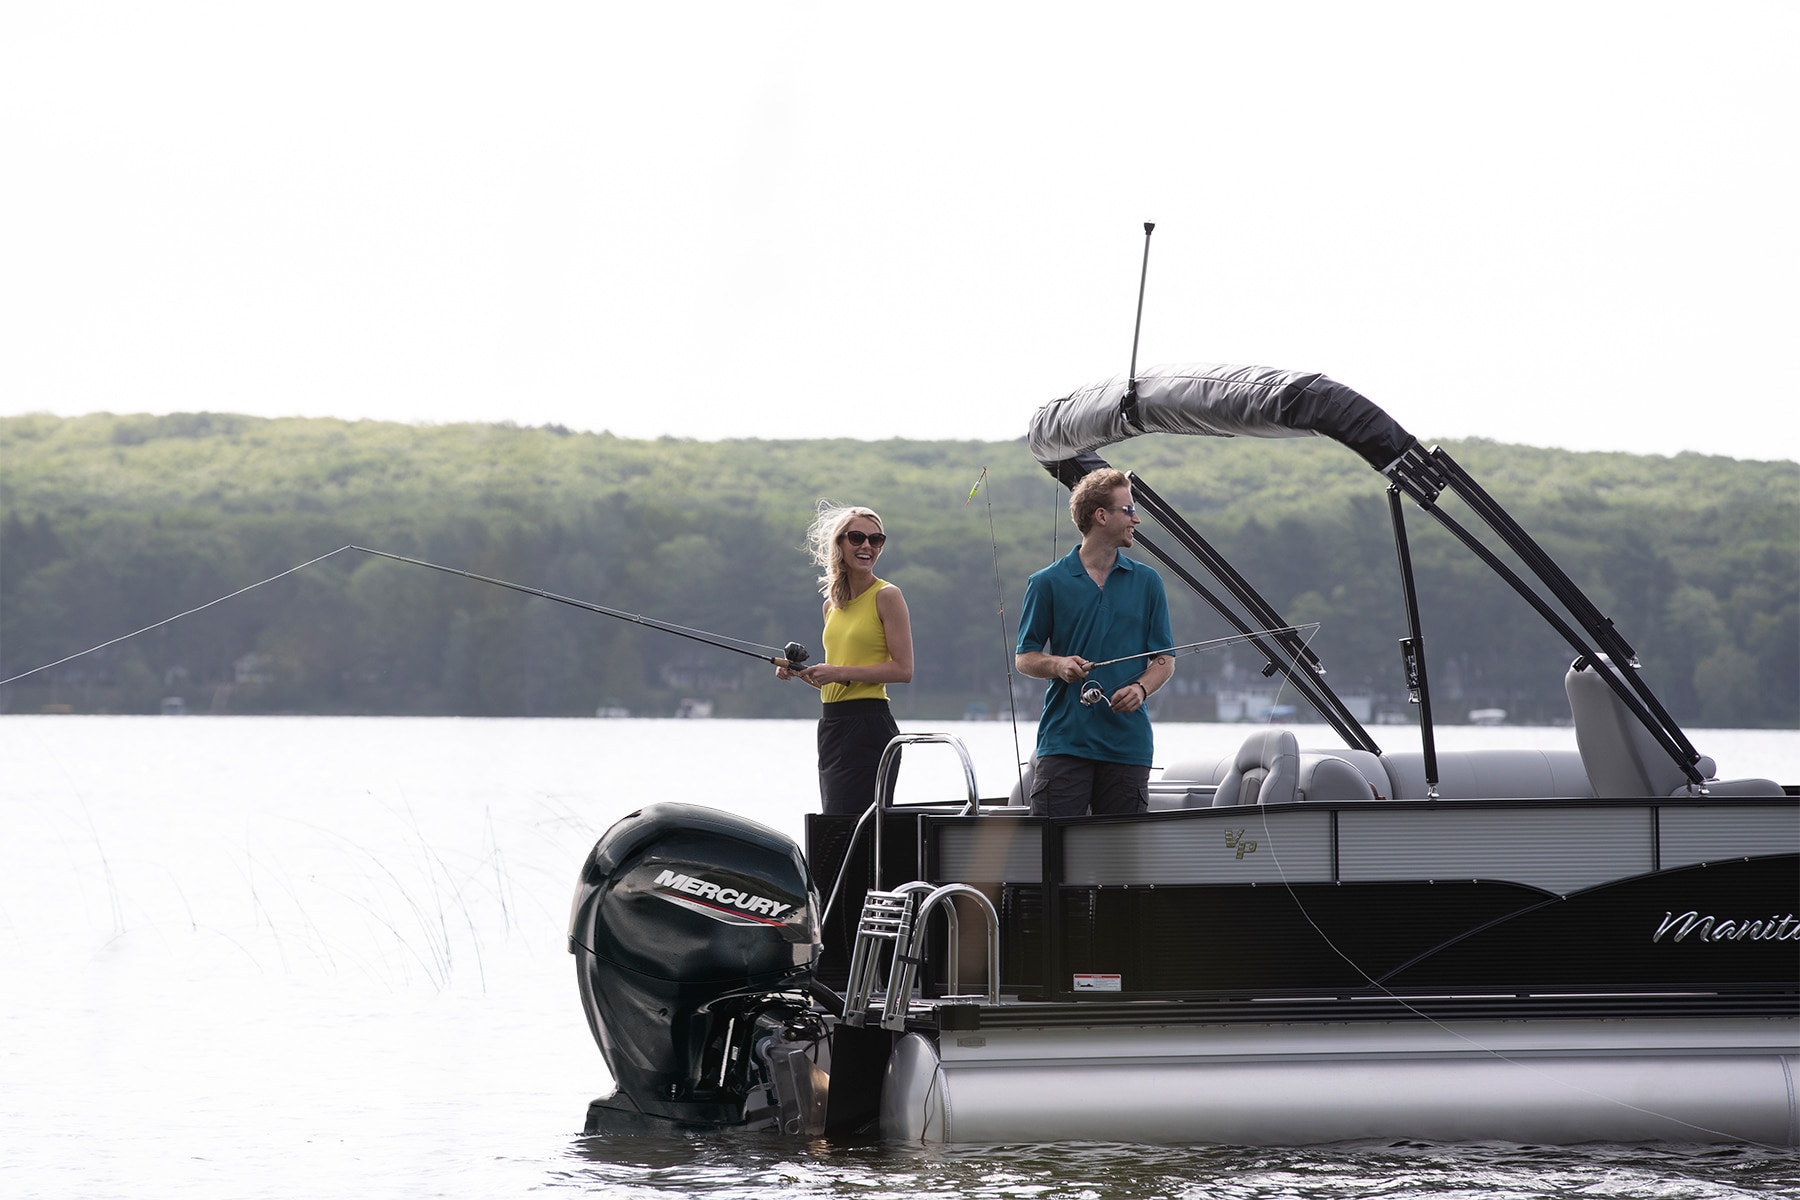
<box><xmin>798</xmin><ymin>663</ymin><xmax>845</xmax><ymax>687</ymax></box>
<box><xmin>780</xmin><ymin>663</ymin><xmax>824</xmax><ymax>688</ymax></box>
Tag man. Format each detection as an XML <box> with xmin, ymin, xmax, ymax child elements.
<box><xmin>1015</xmin><ymin>468</ymin><xmax>1174</xmax><ymax>816</ymax></box>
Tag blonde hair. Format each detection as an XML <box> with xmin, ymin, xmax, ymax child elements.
<box><xmin>806</xmin><ymin>500</ymin><xmax>884</xmax><ymax>610</ymax></box>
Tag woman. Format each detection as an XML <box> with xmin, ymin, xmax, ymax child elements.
<box><xmin>777</xmin><ymin>502</ymin><xmax>914</xmax><ymax>815</ymax></box>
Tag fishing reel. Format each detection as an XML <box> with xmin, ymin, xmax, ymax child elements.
<box><xmin>1078</xmin><ymin>678</ymin><xmax>1108</xmax><ymax>707</ymax></box>
<box><xmin>781</xmin><ymin>642</ymin><xmax>810</xmax><ymax>668</ymax></box>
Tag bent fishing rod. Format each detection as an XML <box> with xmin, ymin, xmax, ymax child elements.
<box><xmin>1081</xmin><ymin>623</ymin><xmax>1321</xmax><ymax>671</ymax></box>
<box><xmin>1074</xmin><ymin>623</ymin><xmax>1322</xmax><ymax>707</ymax></box>
<box><xmin>348</xmin><ymin>547</ymin><xmax>810</xmax><ymax>668</ymax></box>
<box><xmin>0</xmin><ymin>544</ymin><xmax>809</xmax><ymax>688</ymax></box>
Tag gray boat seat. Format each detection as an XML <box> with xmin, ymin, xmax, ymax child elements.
<box><xmin>1380</xmin><ymin>748</ymin><xmax>1594</xmax><ymax>799</ymax></box>
<box><xmin>1157</xmin><ymin>747</ymin><xmax>1371</xmax><ymax>805</ymax></box>
<box><xmin>1158</xmin><ymin>752</ymin><xmax>1234</xmax><ymax>788</ymax></box>
<box><xmin>1564</xmin><ymin>657</ymin><xmax>1782</xmax><ymax>797</ymax></box>
<box><xmin>1296</xmin><ymin>752</ymin><xmax>1385</xmax><ymax>802</ymax></box>
<box><xmin>1161</xmin><ymin>741</ymin><xmax>1598</xmax><ymax>802</ymax></box>
<box><xmin>1212</xmin><ymin>728</ymin><xmax>1299</xmax><ymax>807</ymax></box>
<box><xmin>1149</xmin><ymin>751</ymin><xmax>1230</xmax><ymax>809</ymax></box>
<box><xmin>1161</xmin><ymin>743</ymin><xmax>1393</xmax><ymax>802</ymax></box>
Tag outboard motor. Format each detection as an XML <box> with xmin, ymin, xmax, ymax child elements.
<box><xmin>568</xmin><ymin>802</ymin><xmax>828</xmax><ymax>1136</ymax></box>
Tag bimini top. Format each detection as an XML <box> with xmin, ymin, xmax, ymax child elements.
<box><xmin>1026</xmin><ymin>358</ymin><xmax>1718</xmax><ymax>792</ymax></box>
<box><xmin>1028</xmin><ymin>363</ymin><xmax>1417</xmax><ymax>476</ymax></box>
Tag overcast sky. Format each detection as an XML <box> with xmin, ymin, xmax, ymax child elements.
<box><xmin>4</xmin><ymin>2</ymin><xmax>1795</xmax><ymax>462</ymax></box>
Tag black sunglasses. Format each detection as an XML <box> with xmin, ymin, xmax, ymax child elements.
<box><xmin>843</xmin><ymin>530</ymin><xmax>887</xmax><ymax>547</ymax></box>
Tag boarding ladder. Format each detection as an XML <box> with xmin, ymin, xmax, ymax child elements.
<box><xmin>843</xmin><ymin>880</ymin><xmax>1001</xmax><ymax>1030</ymax></box>
<box><xmin>827</xmin><ymin>733</ymin><xmax>1005</xmax><ymax>1030</ymax></box>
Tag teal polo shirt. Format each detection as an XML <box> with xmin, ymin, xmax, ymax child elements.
<box><xmin>1016</xmin><ymin>547</ymin><xmax>1172</xmax><ymax>767</ymax></box>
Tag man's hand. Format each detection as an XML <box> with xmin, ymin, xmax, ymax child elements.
<box><xmin>1109</xmin><ymin>681</ymin><xmax>1148</xmax><ymax>713</ymax></box>
<box><xmin>1016</xmin><ymin>651</ymin><xmax>1092</xmax><ymax>683</ymax></box>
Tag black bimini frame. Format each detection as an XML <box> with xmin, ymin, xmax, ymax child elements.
<box><xmin>1028</xmin><ymin>363</ymin><xmax>1708</xmax><ymax>793</ymax></box>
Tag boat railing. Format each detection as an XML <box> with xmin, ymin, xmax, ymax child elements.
<box><xmin>841</xmin><ymin>880</ymin><xmax>1001</xmax><ymax>1030</ymax></box>
<box><xmin>874</xmin><ymin>732</ymin><xmax>983</xmax><ymax>814</ymax></box>
<box><xmin>822</xmin><ymin>732</ymin><xmax>988</xmax><ymax>932</ymax></box>
<box><xmin>872</xmin><ymin>733</ymin><xmax>983</xmax><ymax>893</ymax></box>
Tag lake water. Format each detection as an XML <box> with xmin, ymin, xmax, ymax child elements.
<box><xmin>3</xmin><ymin>716</ymin><xmax>1797</xmax><ymax>1199</ymax></box>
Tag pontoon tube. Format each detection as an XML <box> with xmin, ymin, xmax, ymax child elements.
<box><xmin>882</xmin><ymin>1019</ymin><xmax>1800</xmax><ymax>1145</ymax></box>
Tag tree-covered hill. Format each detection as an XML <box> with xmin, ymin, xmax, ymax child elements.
<box><xmin>3</xmin><ymin>412</ymin><xmax>1795</xmax><ymax>728</ymax></box>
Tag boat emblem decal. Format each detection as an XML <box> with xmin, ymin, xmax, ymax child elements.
<box><xmin>1652</xmin><ymin>910</ymin><xmax>1800</xmax><ymax>943</ymax></box>
<box><xmin>1225</xmin><ymin>829</ymin><xmax>1258</xmax><ymax>859</ymax></box>
<box><xmin>649</xmin><ymin>868</ymin><xmax>796</xmax><ymax>926</ymax></box>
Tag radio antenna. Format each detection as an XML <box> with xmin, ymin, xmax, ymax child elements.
<box><xmin>1123</xmin><ymin>221</ymin><xmax>1155</xmax><ymax>427</ymax></box>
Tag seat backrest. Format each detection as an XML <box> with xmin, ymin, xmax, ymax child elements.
<box><xmin>1213</xmin><ymin>728</ymin><xmax>1300</xmax><ymax>807</ymax></box>
<box><xmin>1380</xmin><ymin>748</ymin><xmax>1594</xmax><ymax>799</ymax></box>
<box><xmin>1564</xmin><ymin>658</ymin><xmax>1695</xmax><ymax>797</ymax></box>
<box><xmin>1310</xmin><ymin>748</ymin><xmax>1393</xmax><ymax>799</ymax></box>
<box><xmin>1563</xmin><ymin>658</ymin><xmax>1786</xmax><ymax>796</ymax></box>
<box><xmin>1159</xmin><ymin>753</ymin><xmax>1235</xmax><ymax>786</ymax></box>
<box><xmin>1294</xmin><ymin>753</ymin><xmax>1387</xmax><ymax>802</ymax></box>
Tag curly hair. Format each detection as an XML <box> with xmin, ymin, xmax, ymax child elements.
<box><xmin>805</xmin><ymin>500</ymin><xmax>884</xmax><ymax>610</ymax></box>
<box><xmin>1069</xmin><ymin>468</ymin><xmax>1129</xmax><ymax>534</ymax></box>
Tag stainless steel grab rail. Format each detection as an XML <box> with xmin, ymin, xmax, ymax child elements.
<box><xmin>871</xmin><ymin>733</ymin><xmax>983</xmax><ymax>886</ymax></box>
<box><xmin>880</xmin><ymin>882</ymin><xmax>1001</xmax><ymax>1031</ymax></box>
<box><xmin>822</xmin><ymin>732</ymin><xmax>987</xmax><ymax>930</ymax></box>
<box><xmin>842</xmin><ymin>879</ymin><xmax>1002</xmax><ymax>1030</ymax></box>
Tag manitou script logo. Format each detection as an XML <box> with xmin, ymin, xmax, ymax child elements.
<box><xmin>650</xmin><ymin>869</ymin><xmax>796</xmax><ymax>926</ymax></box>
<box><xmin>1225</xmin><ymin>829</ymin><xmax>1258</xmax><ymax>859</ymax></box>
<box><xmin>1653</xmin><ymin>910</ymin><xmax>1800</xmax><ymax>943</ymax></box>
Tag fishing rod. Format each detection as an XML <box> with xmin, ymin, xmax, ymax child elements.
<box><xmin>0</xmin><ymin>545</ymin><xmax>810</xmax><ymax>688</ymax></box>
<box><xmin>1066</xmin><ymin>220</ymin><xmax>1167</xmax><ymax>712</ymax></box>
<box><xmin>1082</xmin><ymin>624</ymin><xmax>1321</xmax><ymax>671</ymax></box>
<box><xmin>1075</xmin><ymin>623</ymin><xmax>1322</xmax><ymax>707</ymax></box>
<box><xmin>348</xmin><ymin>547</ymin><xmax>810</xmax><ymax>668</ymax></box>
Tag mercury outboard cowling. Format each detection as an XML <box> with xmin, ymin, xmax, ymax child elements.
<box><xmin>568</xmin><ymin>802</ymin><xmax>826</xmax><ymax>1135</ymax></box>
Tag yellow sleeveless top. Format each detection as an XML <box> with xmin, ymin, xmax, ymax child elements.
<box><xmin>821</xmin><ymin>579</ymin><xmax>892</xmax><ymax>704</ymax></box>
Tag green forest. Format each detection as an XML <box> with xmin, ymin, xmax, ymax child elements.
<box><xmin>2</xmin><ymin>411</ymin><xmax>1796</xmax><ymax>729</ymax></box>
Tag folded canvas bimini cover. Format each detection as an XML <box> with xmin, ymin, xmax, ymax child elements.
<box><xmin>1027</xmin><ymin>363</ymin><xmax>1418</xmax><ymax>476</ymax></box>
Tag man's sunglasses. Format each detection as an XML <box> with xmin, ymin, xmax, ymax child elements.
<box><xmin>1101</xmin><ymin>504</ymin><xmax>1138</xmax><ymax>518</ymax></box>
<box><xmin>843</xmin><ymin>530</ymin><xmax>888</xmax><ymax>547</ymax></box>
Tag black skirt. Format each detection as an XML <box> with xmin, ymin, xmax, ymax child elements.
<box><xmin>817</xmin><ymin>698</ymin><xmax>901</xmax><ymax>815</ymax></box>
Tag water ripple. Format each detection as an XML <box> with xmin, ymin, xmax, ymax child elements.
<box><xmin>558</xmin><ymin>1135</ymin><xmax>1800</xmax><ymax>1199</ymax></box>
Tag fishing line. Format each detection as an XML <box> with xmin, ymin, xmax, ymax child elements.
<box><xmin>1240</xmin><ymin>624</ymin><xmax>1775</xmax><ymax>1146</ymax></box>
<box><xmin>966</xmin><ymin>467</ymin><xmax>1026</xmax><ymax>795</ymax></box>
<box><xmin>0</xmin><ymin>545</ymin><xmax>358</xmax><ymax>686</ymax></box>
<box><xmin>1255</xmin><ymin>826</ymin><xmax>1776</xmax><ymax>1144</ymax></box>
<box><xmin>348</xmin><ymin>547</ymin><xmax>808</xmax><ymax>668</ymax></box>
<box><xmin>1</xmin><ymin>544</ymin><xmax>809</xmax><ymax>688</ymax></box>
